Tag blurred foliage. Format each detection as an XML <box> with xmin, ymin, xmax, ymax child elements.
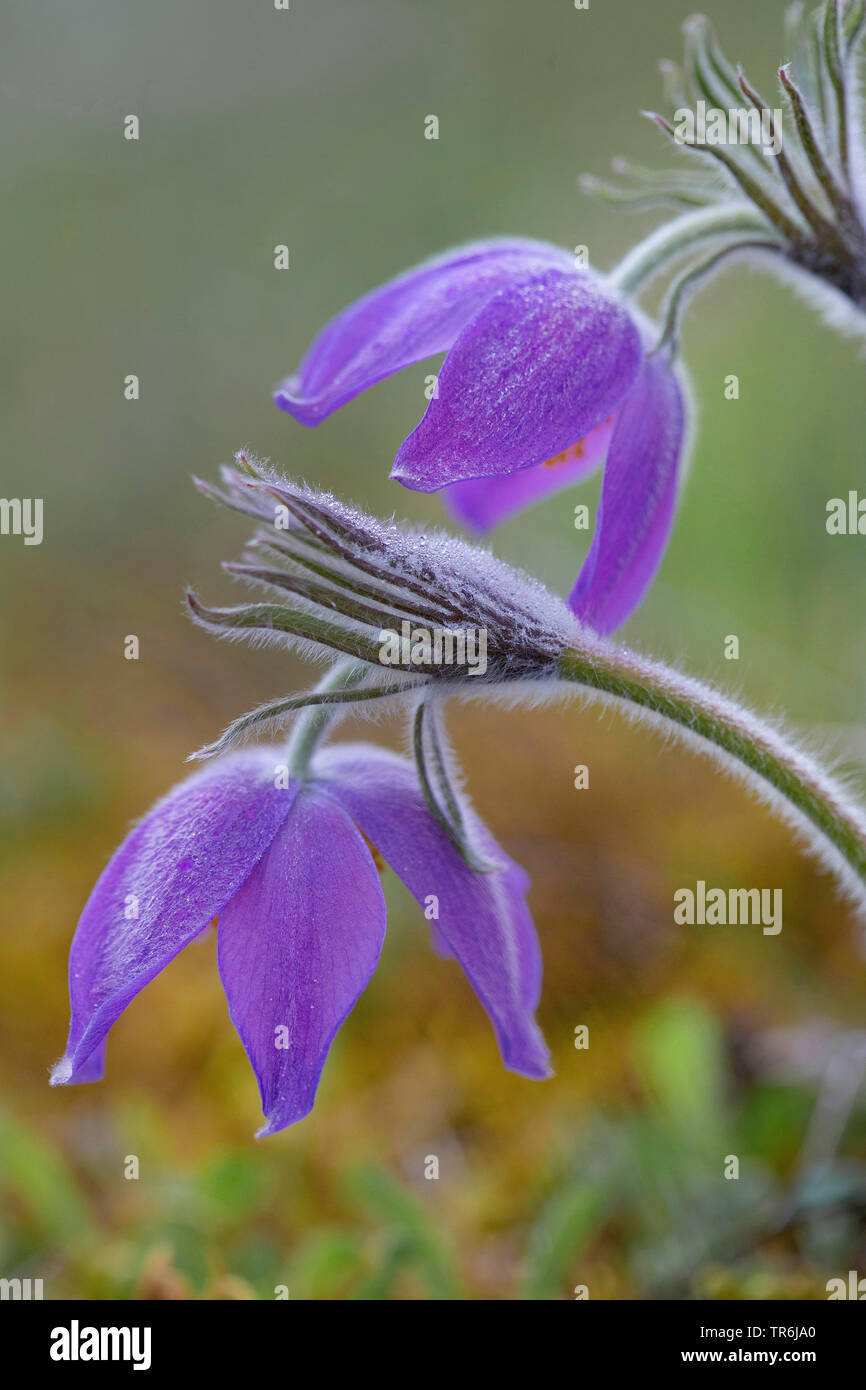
<box><xmin>3</xmin><ymin>996</ymin><xmax>866</xmax><ymax>1299</ymax></box>
<box><xmin>2</xmin><ymin>0</ymin><xmax>866</xmax><ymax>1298</ymax></box>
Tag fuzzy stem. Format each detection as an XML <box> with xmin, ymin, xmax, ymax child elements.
<box><xmin>558</xmin><ymin>642</ymin><xmax>866</xmax><ymax>904</ymax></box>
<box><xmin>286</xmin><ymin>660</ymin><xmax>370</xmax><ymax>778</ymax></box>
<box><xmin>609</xmin><ymin>205</ymin><xmax>779</xmax><ymax>297</ymax></box>
<box><xmin>648</xmin><ymin>236</ymin><xmax>780</xmax><ymax>357</ymax></box>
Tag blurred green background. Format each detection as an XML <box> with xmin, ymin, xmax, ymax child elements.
<box><xmin>2</xmin><ymin>0</ymin><xmax>866</xmax><ymax>1300</ymax></box>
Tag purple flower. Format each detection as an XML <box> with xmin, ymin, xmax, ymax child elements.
<box><xmin>275</xmin><ymin>239</ymin><xmax>687</xmax><ymax>634</ymax></box>
<box><xmin>51</xmin><ymin>742</ymin><xmax>549</xmax><ymax>1135</ymax></box>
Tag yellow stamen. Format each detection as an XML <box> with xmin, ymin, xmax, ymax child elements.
<box><xmin>542</xmin><ymin>438</ymin><xmax>585</xmax><ymax>468</ymax></box>
<box><xmin>540</xmin><ymin>415</ymin><xmax>614</xmax><ymax>469</ymax></box>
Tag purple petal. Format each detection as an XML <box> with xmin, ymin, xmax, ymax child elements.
<box><xmin>314</xmin><ymin>744</ymin><xmax>550</xmax><ymax>1080</ymax></box>
<box><xmin>569</xmin><ymin>355</ymin><xmax>686</xmax><ymax>634</ymax></box>
<box><xmin>63</xmin><ymin>1041</ymin><xmax>107</xmax><ymax>1085</ymax></box>
<box><xmin>51</xmin><ymin>752</ymin><xmax>297</xmax><ymax>1087</ymax></box>
<box><xmin>274</xmin><ymin>239</ymin><xmax>573</xmax><ymax>426</ymax></box>
<box><xmin>390</xmin><ymin>266</ymin><xmax>641</xmax><ymax>492</ymax></box>
<box><xmin>217</xmin><ymin>787</ymin><xmax>386</xmax><ymax>1136</ymax></box>
<box><xmin>442</xmin><ymin>414</ymin><xmax>615</xmax><ymax>533</ymax></box>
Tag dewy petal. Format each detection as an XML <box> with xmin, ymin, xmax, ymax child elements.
<box><xmin>441</xmin><ymin>414</ymin><xmax>615</xmax><ymax>533</ymax></box>
<box><xmin>274</xmin><ymin>239</ymin><xmax>574</xmax><ymax>426</ymax></box>
<box><xmin>314</xmin><ymin>744</ymin><xmax>550</xmax><ymax>1080</ymax></box>
<box><xmin>217</xmin><ymin>786</ymin><xmax>387</xmax><ymax>1136</ymax></box>
<box><xmin>390</xmin><ymin>266</ymin><xmax>641</xmax><ymax>492</ymax></box>
<box><xmin>51</xmin><ymin>752</ymin><xmax>297</xmax><ymax>1086</ymax></box>
<box><xmin>569</xmin><ymin>355</ymin><xmax>685</xmax><ymax>635</ymax></box>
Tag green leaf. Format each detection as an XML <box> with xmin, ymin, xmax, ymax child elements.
<box><xmin>284</xmin><ymin>1228</ymin><xmax>367</xmax><ymax>1300</ymax></box>
<box><xmin>345</xmin><ymin>1162</ymin><xmax>462</xmax><ymax>1300</ymax></box>
<box><xmin>194</xmin><ymin>1150</ymin><xmax>273</xmax><ymax>1228</ymax></box>
<box><xmin>522</xmin><ymin>1177</ymin><xmax>609</xmax><ymax>1300</ymax></box>
<box><xmin>0</xmin><ymin>1108</ymin><xmax>95</xmax><ymax>1252</ymax></box>
<box><xmin>633</xmin><ymin>997</ymin><xmax>726</xmax><ymax>1146</ymax></box>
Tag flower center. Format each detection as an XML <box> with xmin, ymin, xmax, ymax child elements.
<box><xmin>543</xmin><ymin>439</ymin><xmax>585</xmax><ymax>468</ymax></box>
<box><xmin>541</xmin><ymin>416</ymin><xmax>614</xmax><ymax>469</ymax></box>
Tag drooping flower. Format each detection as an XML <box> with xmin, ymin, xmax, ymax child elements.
<box><xmin>51</xmin><ymin>742</ymin><xmax>549</xmax><ymax>1136</ymax></box>
<box><xmin>273</xmin><ymin>238</ymin><xmax>687</xmax><ymax>635</ymax></box>
<box><xmin>186</xmin><ymin>459</ymin><xmax>866</xmax><ymax>936</ymax></box>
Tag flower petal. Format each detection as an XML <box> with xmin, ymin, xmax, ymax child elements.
<box><xmin>274</xmin><ymin>239</ymin><xmax>573</xmax><ymax>426</ymax></box>
<box><xmin>315</xmin><ymin>744</ymin><xmax>550</xmax><ymax>1080</ymax></box>
<box><xmin>390</xmin><ymin>266</ymin><xmax>641</xmax><ymax>492</ymax></box>
<box><xmin>441</xmin><ymin>414</ymin><xmax>615</xmax><ymax>533</ymax></box>
<box><xmin>63</xmin><ymin>1041</ymin><xmax>106</xmax><ymax>1085</ymax></box>
<box><xmin>51</xmin><ymin>752</ymin><xmax>296</xmax><ymax>1086</ymax></box>
<box><xmin>569</xmin><ymin>355</ymin><xmax>686</xmax><ymax>634</ymax></box>
<box><xmin>217</xmin><ymin>786</ymin><xmax>387</xmax><ymax>1136</ymax></box>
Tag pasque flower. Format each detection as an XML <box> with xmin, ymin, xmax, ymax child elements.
<box><xmin>52</xmin><ymin>1</ymin><xmax>866</xmax><ymax>1151</ymax></box>
<box><xmin>52</xmin><ymin>460</ymin><xmax>866</xmax><ymax>1136</ymax></box>
<box><xmin>275</xmin><ymin>239</ymin><xmax>687</xmax><ymax>635</ymax></box>
<box><xmin>188</xmin><ymin>463</ymin><xmax>866</xmax><ymax>938</ymax></box>
<box><xmin>51</xmin><ymin>741</ymin><xmax>549</xmax><ymax>1136</ymax></box>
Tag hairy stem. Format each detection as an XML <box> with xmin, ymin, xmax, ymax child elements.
<box><xmin>609</xmin><ymin>205</ymin><xmax>779</xmax><ymax>297</ymax></box>
<box><xmin>649</xmin><ymin>237</ymin><xmax>780</xmax><ymax>356</ymax></box>
<box><xmin>287</xmin><ymin>660</ymin><xmax>377</xmax><ymax>777</ymax></box>
<box><xmin>558</xmin><ymin>642</ymin><xmax>866</xmax><ymax>905</ymax></box>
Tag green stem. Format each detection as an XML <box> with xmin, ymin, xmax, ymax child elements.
<box><xmin>286</xmin><ymin>660</ymin><xmax>370</xmax><ymax>778</ymax></box>
<box><xmin>412</xmin><ymin>700</ymin><xmax>499</xmax><ymax>872</ymax></box>
<box><xmin>649</xmin><ymin>237</ymin><xmax>780</xmax><ymax>357</ymax></box>
<box><xmin>609</xmin><ymin>205</ymin><xmax>779</xmax><ymax>297</ymax></box>
<box><xmin>558</xmin><ymin>642</ymin><xmax>866</xmax><ymax>901</ymax></box>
